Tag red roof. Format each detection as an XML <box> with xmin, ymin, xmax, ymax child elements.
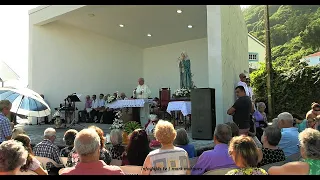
<box><xmin>307</xmin><ymin>51</ymin><xmax>320</xmax><ymax>57</ymax></box>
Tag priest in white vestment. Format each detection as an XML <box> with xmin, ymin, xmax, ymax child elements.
<box><xmin>134</xmin><ymin>78</ymin><xmax>151</xmax><ymax>99</ymax></box>
<box><xmin>133</xmin><ymin>77</ymin><xmax>151</xmax><ymax>127</ymax></box>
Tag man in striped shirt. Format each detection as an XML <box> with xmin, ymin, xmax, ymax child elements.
<box><xmin>0</xmin><ymin>100</ymin><xmax>12</xmax><ymax>144</ymax></box>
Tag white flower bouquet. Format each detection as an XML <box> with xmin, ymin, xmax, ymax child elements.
<box><xmin>110</xmin><ymin>110</ymin><xmax>124</xmax><ymax>130</ymax></box>
<box><xmin>173</xmin><ymin>88</ymin><xmax>191</xmax><ymax>97</ymax></box>
<box><xmin>107</xmin><ymin>95</ymin><xmax>117</xmax><ymax>103</ymax></box>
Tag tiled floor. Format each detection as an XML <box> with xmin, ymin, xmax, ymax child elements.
<box><xmin>15</xmin><ymin>122</ymin><xmax>214</xmax><ymax>153</ymax></box>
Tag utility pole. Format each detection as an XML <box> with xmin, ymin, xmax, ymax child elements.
<box><xmin>264</xmin><ymin>5</ymin><xmax>273</xmax><ymax>119</ymax></box>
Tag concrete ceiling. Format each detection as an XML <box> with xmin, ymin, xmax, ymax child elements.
<box><xmin>57</xmin><ymin>5</ymin><xmax>207</xmax><ymax>48</ymax></box>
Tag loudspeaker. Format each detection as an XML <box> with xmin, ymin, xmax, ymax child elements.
<box><xmin>191</xmin><ymin>88</ymin><xmax>216</xmax><ymax>140</ymax></box>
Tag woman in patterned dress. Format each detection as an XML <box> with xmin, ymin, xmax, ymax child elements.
<box><xmin>257</xmin><ymin>126</ymin><xmax>285</xmax><ymax>167</ymax></box>
<box><xmin>226</xmin><ymin>135</ymin><xmax>268</xmax><ymax>175</ymax></box>
<box><xmin>60</xmin><ymin>129</ymin><xmax>78</xmax><ymax>157</ymax></box>
<box><xmin>268</xmin><ymin>128</ymin><xmax>320</xmax><ymax>175</ymax></box>
<box><xmin>108</xmin><ymin>129</ymin><xmax>125</xmax><ymax>160</ymax></box>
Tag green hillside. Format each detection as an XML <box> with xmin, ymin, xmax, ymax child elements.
<box><xmin>243</xmin><ymin>5</ymin><xmax>320</xmax><ymax>69</ymax></box>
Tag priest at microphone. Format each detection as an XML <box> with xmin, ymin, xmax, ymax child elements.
<box><xmin>133</xmin><ymin>78</ymin><xmax>151</xmax><ymax>99</ymax></box>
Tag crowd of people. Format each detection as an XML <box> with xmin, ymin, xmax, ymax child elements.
<box><xmin>0</xmin><ymin>72</ymin><xmax>320</xmax><ymax>175</ymax></box>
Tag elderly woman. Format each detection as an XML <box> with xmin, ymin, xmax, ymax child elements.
<box><xmin>174</xmin><ymin>128</ymin><xmax>196</xmax><ymax>158</ymax></box>
<box><xmin>0</xmin><ymin>140</ymin><xmax>28</xmax><ymax>175</ymax></box>
<box><xmin>225</xmin><ymin>122</ymin><xmax>240</xmax><ymax>137</ymax></box>
<box><xmin>257</xmin><ymin>126</ymin><xmax>285</xmax><ymax>167</ymax></box>
<box><xmin>268</xmin><ymin>128</ymin><xmax>320</xmax><ymax>175</ymax></box>
<box><xmin>226</xmin><ymin>135</ymin><xmax>268</xmax><ymax>175</ymax></box>
<box><xmin>14</xmin><ymin>134</ymin><xmax>48</xmax><ymax>175</ymax></box>
<box><xmin>141</xmin><ymin>120</ymin><xmax>190</xmax><ymax>175</ymax></box>
<box><xmin>108</xmin><ymin>129</ymin><xmax>125</xmax><ymax>160</ymax></box>
<box><xmin>253</xmin><ymin>102</ymin><xmax>268</xmax><ymax>140</ymax></box>
<box><xmin>122</xmin><ymin>129</ymin><xmax>151</xmax><ymax>166</ymax></box>
<box><xmin>271</xmin><ymin>118</ymin><xmax>279</xmax><ymax>128</ymax></box>
<box><xmin>11</xmin><ymin>127</ymin><xmax>26</xmax><ymax>139</ymax></box>
<box><xmin>60</xmin><ymin>129</ymin><xmax>78</xmax><ymax>157</ymax></box>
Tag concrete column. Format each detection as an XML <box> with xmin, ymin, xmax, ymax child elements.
<box><xmin>206</xmin><ymin>5</ymin><xmax>225</xmax><ymax>125</ymax></box>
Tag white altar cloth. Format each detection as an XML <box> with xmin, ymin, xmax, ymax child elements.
<box><xmin>166</xmin><ymin>101</ymin><xmax>191</xmax><ymax>116</ymax></box>
<box><xmin>105</xmin><ymin>99</ymin><xmax>148</xmax><ymax>109</ymax></box>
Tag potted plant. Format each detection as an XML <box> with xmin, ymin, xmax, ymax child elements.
<box><xmin>124</xmin><ymin>121</ymin><xmax>142</xmax><ymax>135</ymax></box>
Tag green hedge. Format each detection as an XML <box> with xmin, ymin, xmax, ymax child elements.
<box><xmin>250</xmin><ymin>63</ymin><xmax>320</xmax><ymax>118</ymax></box>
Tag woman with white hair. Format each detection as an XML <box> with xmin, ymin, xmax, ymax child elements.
<box><xmin>141</xmin><ymin>120</ymin><xmax>190</xmax><ymax>175</ymax></box>
<box><xmin>0</xmin><ymin>140</ymin><xmax>28</xmax><ymax>175</ymax></box>
<box><xmin>108</xmin><ymin>129</ymin><xmax>125</xmax><ymax>160</ymax></box>
<box><xmin>269</xmin><ymin>128</ymin><xmax>320</xmax><ymax>175</ymax></box>
<box><xmin>253</xmin><ymin>102</ymin><xmax>268</xmax><ymax>140</ymax></box>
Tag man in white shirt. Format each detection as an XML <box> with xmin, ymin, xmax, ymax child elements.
<box><xmin>237</xmin><ymin>73</ymin><xmax>249</xmax><ymax>97</ymax></box>
<box><xmin>95</xmin><ymin>94</ymin><xmax>105</xmax><ymax>123</ymax></box>
<box><xmin>134</xmin><ymin>78</ymin><xmax>151</xmax><ymax>99</ymax></box>
<box><xmin>246</xmin><ymin>78</ymin><xmax>254</xmax><ymax>101</ymax></box>
<box><xmin>90</xmin><ymin>95</ymin><xmax>99</xmax><ymax>123</ymax></box>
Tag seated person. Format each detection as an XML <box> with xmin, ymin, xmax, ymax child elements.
<box><xmin>268</xmin><ymin>128</ymin><xmax>320</xmax><ymax>175</ymax></box>
<box><xmin>293</xmin><ymin>113</ymin><xmax>306</xmax><ymax>133</ymax></box>
<box><xmin>257</xmin><ymin>126</ymin><xmax>285</xmax><ymax>167</ymax></box>
<box><xmin>108</xmin><ymin>129</ymin><xmax>125</xmax><ymax>160</ymax></box>
<box><xmin>174</xmin><ymin>128</ymin><xmax>196</xmax><ymax>158</ymax></box>
<box><xmin>119</xmin><ymin>92</ymin><xmax>128</xmax><ymax>100</ymax></box>
<box><xmin>226</xmin><ymin>136</ymin><xmax>267</xmax><ymax>175</ymax></box>
<box><xmin>60</xmin><ymin>129</ymin><xmax>78</xmax><ymax>157</ymax></box>
<box><xmin>192</xmin><ymin>124</ymin><xmax>237</xmax><ymax>175</ymax></box>
<box><xmin>277</xmin><ymin>112</ymin><xmax>299</xmax><ymax>157</ymax></box>
<box><xmin>122</xmin><ymin>129</ymin><xmax>150</xmax><ymax>166</ymax></box>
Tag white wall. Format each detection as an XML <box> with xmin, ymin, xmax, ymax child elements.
<box><xmin>207</xmin><ymin>5</ymin><xmax>248</xmax><ymax>124</ymax></box>
<box><xmin>143</xmin><ymin>38</ymin><xmax>208</xmax><ymax>98</ymax></box>
<box><xmin>29</xmin><ymin>21</ymin><xmax>143</xmax><ymax>111</ymax></box>
<box><xmin>248</xmin><ymin>35</ymin><xmax>265</xmax><ymax>69</ymax></box>
<box><xmin>306</xmin><ymin>56</ymin><xmax>320</xmax><ymax>66</ymax></box>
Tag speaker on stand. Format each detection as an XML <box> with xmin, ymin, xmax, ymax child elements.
<box><xmin>191</xmin><ymin>88</ymin><xmax>216</xmax><ymax>140</ymax></box>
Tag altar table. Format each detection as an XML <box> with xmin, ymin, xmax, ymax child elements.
<box><xmin>166</xmin><ymin>101</ymin><xmax>191</xmax><ymax>116</ymax></box>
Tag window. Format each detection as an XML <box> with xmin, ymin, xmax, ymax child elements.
<box><xmin>249</xmin><ymin>52</ymin><xmax>259</xmax><ymax>61</ymax></box>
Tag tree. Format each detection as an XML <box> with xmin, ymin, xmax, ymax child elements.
<box><xmin>300</xmin><ymin>18</ymin><xmax>320</xmax><ymax>50</ymax></box>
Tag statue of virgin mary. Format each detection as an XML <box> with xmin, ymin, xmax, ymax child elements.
<box><xmin>178</xmin><ymin>51</ymin><xmax>193</xmax><ymax>89</ymax></box>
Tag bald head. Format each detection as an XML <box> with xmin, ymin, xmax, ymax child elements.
<box><xmin>74</xmin><ymin>129</ymin><xmax>100</xmax><ymax>156</ymax></box>
<box><xmin>138</xmin><ymin>78</ymin><xmax>145</xmax><ymax>85</ymax></box>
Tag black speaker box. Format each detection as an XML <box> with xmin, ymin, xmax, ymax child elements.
<box><xmin>191</xmin><ymin>88</ymin><xmax>216</xmax><ymax>140</ymax></box>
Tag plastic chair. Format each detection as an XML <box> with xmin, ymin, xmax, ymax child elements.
<box><xmin>60</xmin><ymin>157</ymin><xmax>68</xmax><ymax>167</ymax></box>
<box><xmin>35</xmin><ymin>156</ymin><xmax>63</xmax><ymax>170</ymax></box>
<box><xmin>203</xmin><ymin>168</ymin><xmax>235</xmax><ymax>175</ymax></box>
<box><xmin>16</xmin><ymin>170</ymin><xmax>38</xmax><ymax>175</ymax></box>
<box><xmin>110</xmin><ymin>159</ymin><xmax>122</xmax><ymax>166</ymax></box>
<box><xmin>119</xmin><ymin>166</ymin><xmax>142</xmax><ymax>175</ymax></box>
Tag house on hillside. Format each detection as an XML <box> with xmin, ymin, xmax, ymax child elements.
<box><xmin>300</xmin><ymin>52</ymin><xmax>320</xmax><ymax>66</ymax></box>
<box><xmin>28</xmin><ymin>5</ymin><xmax>249</xmax><ymax>125</ymax></box>
<box><xmin>248</xmin><ymin>33</ymin><xmax>266</xmax><ymax>71</ymax></box>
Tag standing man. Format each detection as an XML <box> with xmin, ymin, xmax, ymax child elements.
<box><xmin>227</xmin><ymin>86</ymin><xmax>254</xmax><ymax>135</ymax></box>
<box><xmin>0</xmin><ymin>100</ymin><xmax>12</xmax><ymax>143</ymax></box>
<box><xmin>79</xmin><ymin>95</ymin><xmax>92</xmax><ymax>123</ymax></box>
<box><xmin>134</xmin><ymin>78</ymin><xmax>151</xmax><ymax>99</ymax></box>
<box><xmin>237</xmin><ymin>73</ymin><xmax>249</xmax><ymax>97</ymax></box>
<box><xmin>133</xmin><ymin>78</ymin><xmax>151</xmax><ymax>126</ymax></box>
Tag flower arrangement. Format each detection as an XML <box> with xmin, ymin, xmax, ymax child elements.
<box><xmin>110</xmin><ymin>110</ymin><xmax>124</xmax><ymax>130</ymax></box>
<box><xmin>107</xmin><ymin>95</ymin><xmax>117</xmax><ymax>103</ymax></box>
<box><xmin>173</xmin><ymin>88</ymin><xmax>191</xmax><ymax>97</ymax></box>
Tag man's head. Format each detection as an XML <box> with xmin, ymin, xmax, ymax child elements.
<box><xmin>0</xmin><ymin>100</ymin><xmax>12</xmax><ymax>116</ymax></box>
<box><xmin>239</xmin><ymin>73</ymin><xmax>246</xmax><ymax>82</ymax></box>
<box><xmin>138</xmin><ymin>78</ymin><xmax>144</xmax><ymax>85</ymax></box>
<box><xmin>92</xmin><ymin>95</ymin><xmax>96</xmax><ymax>100</ymax></box>
<box><xmin>214</xmin><ymin>124</ymin><xmax>232</xmax><ymax>144</ymax></box>
<box><xmin>85</xmin><ymin>95</ymin><xmax>90</xmax><ymax>100</ymax></box>
<box><xmin>311</xmin><ymin>102</ymin><xmax>320</xmax><ymax>116</ymax></box>
<box><xmin>40</xmin><ymin>94</ymin><xmax>44</xmax><ymax>99</ymax></box>
<box><xmin>44</xmin><ymin>128</ymin><xmax>56</xmax><ymax>142</ymax></box>
<box><xmin>277</xmin><ymin>112</ymin><xmax>294</xmax><ymax>129</ymax></box>
<box><xmin>235</xmin><ymin>86</ymin><xmax>246</xmax><ymax>98</ymax></box>
<box><xmin>74</xmin><ymin>128</ymin><xmax>101</xmax><ymax>161</ymax></box>
<box><xmin>99</xmin><ymin>94</ymin><xmax>104</xmax><ymax>100</ymax></box>
<box><xmin>246</xmin><ymin>78</ymin><xmax>251</xmax><ymax>86</ymax></box>
<box><xmin>120</xmin><ymin>92</ymin><xmax>126</xmax><ymax>99</ymax></box>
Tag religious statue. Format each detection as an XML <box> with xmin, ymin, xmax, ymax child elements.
<box><xmin>178</xmin><ymin>51</ymin><xmax>193</xmax><ymax>89</ymax></box>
